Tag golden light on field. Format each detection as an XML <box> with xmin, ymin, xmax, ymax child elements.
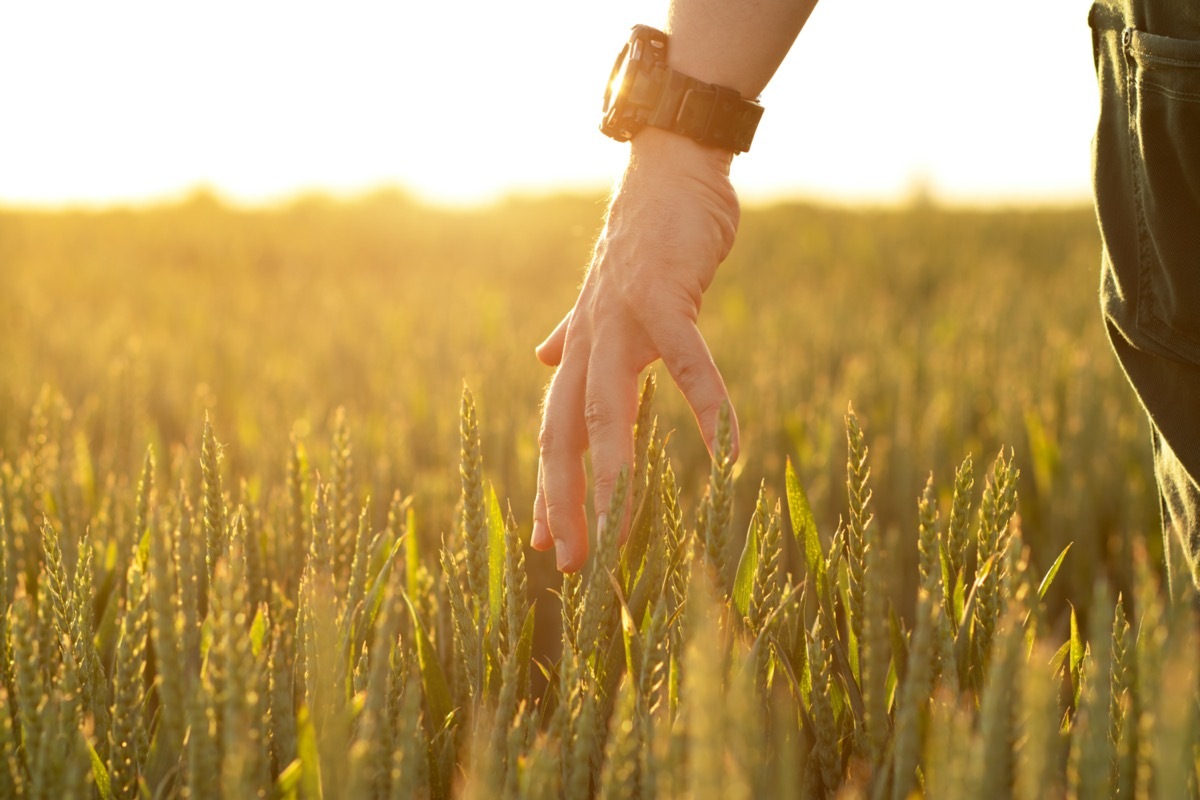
<box><xmin>0</xmin><ymin>0</ymin><xmax>1095</xmax><ymax>208</ymax></box>
<box><xmin>0</xmin><ymin>5</ymin><xmax>1173</xmax><ymax>796</ymax></box>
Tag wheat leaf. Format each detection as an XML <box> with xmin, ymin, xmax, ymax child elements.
<box><xmin>405</xmin><ymin>505</ymin><xmax>419</xmax><ymax>601</ymax></box>
<box><xmin>88</xmin><ymin>740</ymin><xmax>115</xmax><ymax>800</ymax></box>
<box><xmin>1037</xmin><ymin>542</ymin><xmax>1073</xmax><ymax>600</ymax></box>
<box><xmin>296</xmin><ymin>705</ymin><xmax>324</xmax><ymax>800</ymax></box>
<box><xmin>358</xmin><ymin>533</ymin><xmax>407</xmax><ymax>640</ymax></box>
<box><xmin>1049</xmin><ymin>639</ymin><xmax>1072</xmax><ymax>673</ymax></box>
<box><xmin>732</xmin><ymin>518</ymin><xmax>760</xmax><ymax>619</ymax></box>
<box><xmin>614</xmin><ymin>574</ymin><xmax>640</xmax><ymax>679</ymax></box>
<box><xmin>486</xmin><ymin>484</ymin><xmax>505</xmax><ymax>641</ymax></box>
<box><xmin>515</xmin><ymin>603</ymin><xmax>537</xmax><ymax>697</ymax></box>
<box><xmin>403</xmin><ymin>592</ymin><xmax>455</xmax><ymax>735</ymax></box>
<box><xmin>249</xmin><ymin>605</ymin><xmax>268</xmax><ymax>659</ymax></box>
<box><xmin>786</xmin><ymin>458</ymin><xmax>825</xmax><ymax>600</ymax></box>
<box><xmin>272</xmin><ymin>758</ymin><xmax>303</xmax><ymax>800</ymax></box>
<box><xmin>888</xmin><ymin>606</ymin><xmax>908</xmax><ymax>690</ymax></box>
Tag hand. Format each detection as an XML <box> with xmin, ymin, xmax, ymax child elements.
<box><xmin>530</xmin><ymin>128</ymin><xmax>742</xmax><ymax>571</ymax></box>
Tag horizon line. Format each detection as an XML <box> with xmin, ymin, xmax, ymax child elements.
<box><xmin>0</xmin><ymin>181</ymin><xmax>1096</xmax><ymax>215</ymax></box>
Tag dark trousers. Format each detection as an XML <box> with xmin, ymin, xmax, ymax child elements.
<box><xmin>1090</xmin><ymin>0</ymin><xmax>1200</xmax><ymax>590</ymax></box>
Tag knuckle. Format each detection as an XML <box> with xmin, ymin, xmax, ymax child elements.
<box><xmin>540</xmin><ymin>411</ymin><xmax>588</xmax><ymax>470</ymax></box>
<box><xmin>538</xmin><ymin>423</ymin><xmax>560</xmax><ymax>454</ymax></box>
<box><xmin>583</xmin><ymin>396</ymin><xmax>616</xmax><ymax>435</ymax></box>
<box><xmin>543</xmin><ymin>497</ymin><xmax>575</xmax><ymax>526</ymax></box>
<box><xmin>619</xmin><ymin>276</ymin><xmax>678</xmax><ymax>330</ymax></box>
<box><xmin>592</xmin><ymin>470</ymin><xmax>617</xmax><ymax>499</ymax></box>
<box><xmin>540</xmin><ymin>418</ymin><xmax>586</xmax><ymax>457</ymax></box>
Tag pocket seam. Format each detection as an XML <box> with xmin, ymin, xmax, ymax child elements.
<box><xmin>1126</xmin><ymin>27</ymin><xmax>1200</xmax><ymax>364</ymax></box>
<box><xmin>1140</xmin><ymin>80</ymin><xmax>1200</xmax><ymax>104</ymax></box>
<box><xmin>1137</xmin><ymin>55</ymin><xmax>1200</xmax><ymax>68</ymax></box>
<box><xmin>1128</xmin><ymin>29</ymin><xmax>1200</xmax><ymax>66</ymax></box>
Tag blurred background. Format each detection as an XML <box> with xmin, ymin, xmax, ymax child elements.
<box><xmin>1</xmin><ymin>0</ymin><xmax>1149</xmax><ymax>634</ymax></box>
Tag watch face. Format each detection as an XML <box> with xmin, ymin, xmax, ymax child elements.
<box><xmin>602</xmin><ymin>42</ymin><xmax>633</xmax><ymax>118</ymax></box>
<box><xmin>600</xmin><ymin>29</ymin><xmax>663</xmax><ymax>142</ymax></box>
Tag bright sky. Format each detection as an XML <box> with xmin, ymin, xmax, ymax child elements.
<box><xmin>0</xmin><ymin>0</ymin><xmax>1097</xmax><ymax>208</ymax></box>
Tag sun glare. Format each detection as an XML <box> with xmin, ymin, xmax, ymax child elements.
<box><xmin>0</xmin><ymin>0</ymin><xmax>1094</xmax><ymax>208</ymax></box>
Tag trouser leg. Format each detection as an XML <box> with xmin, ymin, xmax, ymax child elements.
<box><xmin>1152</xmin><ymin>425</ymin><xmax>1200</xmax><ymax>601</ymax></box>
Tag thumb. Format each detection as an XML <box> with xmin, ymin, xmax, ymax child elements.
<box><xmin>535</xmin><ymin>311</ymin><xmax>571</xmax><ymax>366</ymax></box>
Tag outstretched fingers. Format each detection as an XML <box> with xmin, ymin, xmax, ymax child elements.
<box><xmin>531</xmin><ymin>455</ymin><xmax>553</xmax><ymax>550</ymax></box>
<box><xmin>584</xmin><ymin>341</ymin><xmax>640</xmax><ymax>546</ymax></box>
<box><xmin>534</xmin><ymin>354</ymin><xmax>590</xmax><ymax>572</ymax></box>
<box><xmin>655</xmin><ymin>316</ymin><xmax>739</xmax><ymax>463</ymax></box>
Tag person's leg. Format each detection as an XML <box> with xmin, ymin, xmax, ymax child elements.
<box><xmin>1152</xmin><ymin>426</ymin><xmax>1200</xmax><ymax>597</ymax></box>
<box><xmin>1091</xmin><ymin>0</ymin><xmax>1200</xmax><ymax>592</ymax></box>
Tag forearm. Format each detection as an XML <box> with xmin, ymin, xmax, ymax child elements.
<box><xmin>666</xmin><ymin>0</ymin><xmax>818</xmax><ymax>101</ymax></box>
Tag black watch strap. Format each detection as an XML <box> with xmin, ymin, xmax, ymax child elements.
<box><xmin>647</xmin><ymin>69</ymin><xmax>764</xmax><ymax>153</ymax></box>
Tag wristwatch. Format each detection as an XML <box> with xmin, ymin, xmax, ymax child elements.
<box><xmin>600</xmin><ymin>25</ymin><xmax>764</xmax><ymax>154</ymax></box>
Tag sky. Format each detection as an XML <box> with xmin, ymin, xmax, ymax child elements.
<box><xmin>0</xmin><ymin>0</ymin><xmax>1098</xmax><ymax>208</ymax></box>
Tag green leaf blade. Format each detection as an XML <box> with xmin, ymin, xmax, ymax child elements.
<box><xmin>487</xmin><ymin>484</ymin><xmax>505</xmax><ymax>636</ymax></box>
<box><xmin>786</xmin><ymin>458</ymin><xmax>825</xmax><ymax>598</ymax></box>
<box><xmin>89</xmin><ymin>740</ymin><xmax>115</xmax><ymax>800</ymax></box>
<box><xmin>732</xmin><ymin>523</ymin><xmax>760</xmax><ymax>619</ymax></box>
<box><xmin>405</xmin><ymin>506</ymin><xmax>419</xmax><ymax>601</ymax></box>
<box><xmin>403</xmin><ymin>592</ymin><xmax>455</xmax><ymax>735</ymax></box>
<box><xmin>296</xmin><ymin>705</ymin><xmax>324</xmax><ymax>800</ymax></box>
<box><xmin>1037</xmin><ymin>542</ymin><xmax>1073</xmax><ymax>600</ymax></box>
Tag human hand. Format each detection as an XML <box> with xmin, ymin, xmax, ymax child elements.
<box><xmin>530</xmin><ymin>128</ymin><xmax>742</xmax><ymax>571</ymax></box>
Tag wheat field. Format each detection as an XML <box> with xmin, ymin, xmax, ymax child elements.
<box><xmin>0</xmin><ymin>191</ymin><xmax>1192</xmax><ymax>798</ymax></box>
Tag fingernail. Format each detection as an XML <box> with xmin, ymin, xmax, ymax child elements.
<box><xmin>597</xmin><ymin>512</ymin><xmax>609</xmax><ymax>540</ymax></box>
<box><xmin>531</xmin><ymin>520</ymin><xmax>551</xmax><ymax>550</ymax></box>
<box><xmin>555</xmin><ymin>538</ymin><xmax>571</xmax><ymax>570</ymax></box>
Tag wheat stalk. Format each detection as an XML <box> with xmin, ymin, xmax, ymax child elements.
<box><xmin>892</xmin><ymin>590</ymin><xmax>939</xmax><ymax>800</ymax></box>
<box><xmin>748</xmin><ymin>489</ymin><xmax>782</xmax><ymax>637</ymax></box>
<box><xmin>845</xmin><ymin>406</ymin><xmax>873</xmax><ymax>656</ymax></box>
<box><xmin>503</xmin><ymin>506</ymin><xmax>529</xmax><ymax>663</ymax></box>
<box><xmin>0</xmin><ymin>684</ymin><xmax>21</xmax><ymax>798</ymax></box>
<box><xmin>11</xmin><ymin>586</ymin><xmax>42</xmax><ymax>788</ymax></box>
<box><xmin>330</xmin><ymin>406</ymin><xmax>356</xmax><ymax>590</ymax></box>
<box><xmin>148</xmin><ymin>503</ymin><xmax>186</xmax><ymax>771</ymax></box>
<box><xmin>109</xmin><ymin>555</ymin><xmax>149</xmax><ymax>800</ymax></box>
<box><xmin>459</xmin><ymin>386</ymin><xmax>489</xmax><ymax>613</ymax></box>
<box><xmin>808</xmin><ymin>616</ymin><xmax>842</xmax><ymax>794</ymax></box>
<box><xmin>698</xmin><ymin>402</ymin><xmax>735</xmax><ymax>594</ymax></box>
<box><xmin>598</xmin><ymin>675</ymin><xmax>642</xmax><ymax>800</ymax></box>
<box><xmin>37</xmin><ymin>521</ymin><xmax>71</xmax><ymax>675</ymax></box>
<box><xmin>1109</xmin><ymin>595</ymin><xmax>1134</xmax><ymax>798</ymax></box>
<box><xmin>286</xmin><ymin>432</ymin><xmax>309</xmax><ymax>603</ymax></box>
<box><xmin>201</xmin><ymin>413</ymin><xmax>227</xmax><ymax>591</ymax></box>
<box><xmin>918</xmin><ymin>474</ymin><xmax>941</xmax><ymax>599</ymax></box>
<box><xmin>945</xmin><ymin>453</ymin><xmax>975</xmax><ymax>608</ymax></box>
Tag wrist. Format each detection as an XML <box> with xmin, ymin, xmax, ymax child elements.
<box><xmin>601</xmin><ymin>25</ymin><xmax>763</xmax><ymax>154</ymax></box>
<box><xmin>628</xmin><ymin>126</ymin><xmax>734</xmax><ymax>178</ymax></box>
